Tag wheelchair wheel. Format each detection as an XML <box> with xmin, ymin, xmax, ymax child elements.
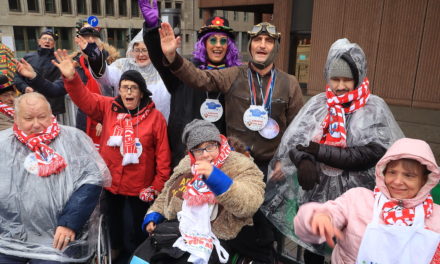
<box><xmin>96</xmin><ymin>214</ymin><xmax>112</xmax><ymax>264</ymax></box>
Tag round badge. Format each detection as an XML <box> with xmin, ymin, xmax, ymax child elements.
<box><xmin>258</xmin><ymin>118</ymin><xmax>280</xmax><ymax>139</ymax></box>
<box><xmin>200</xmin><ymin>99</ymin><xmax>223</xmax><ymax>123</ymax></box>
<box><xmin>24</xmin><ymin>152</ymin><xmax>54</xmax><ymax>175</ymax></box>
<box><xmin>119</xmin><ymin>138</ymin><xmax>143</xmax><ymax>158</ymax></box>
<box><xmin>243</xmin><ymin>105</ymin><xmax>269</xmax><ymax>131</ymax></box>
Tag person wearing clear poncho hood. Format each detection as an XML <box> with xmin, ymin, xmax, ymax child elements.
<box><xmin>83</xmin><ymin>29</ymin><xmax>171</xmax><ymax>122</ymax></box>
<box><xmin>0</xmin><ymin>92</ymin><xmax>111</xmax><ymax>263</ymax></box>
<box><xmin>260</xmin><ymin>38</ymin><xmax>404</xmax><ymax>261</ymax></box>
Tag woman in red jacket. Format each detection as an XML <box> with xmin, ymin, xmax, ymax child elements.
<box><xmin>52</xmin><ymin>49</ymin><xmax>171</xmax><ymax>263</ymax></box>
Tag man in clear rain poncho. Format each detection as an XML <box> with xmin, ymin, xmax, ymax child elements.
<box><xmin>82</xmin><ymin>30</ymin><xmax>171</xmax><ymax>122</ymax></box>
<box><xmin>0</xmin><ymin>92</ymin><xmax>111</xmax><ymax>263</ymax></box>
<box><xmin>261</xmin><ymin>38</ymin><xmax>404</xmax><ymax>261</ymax></box>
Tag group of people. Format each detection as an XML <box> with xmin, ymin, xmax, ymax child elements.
<box><xmin>0</xmin><ymin>0</ymin><xmax>439</xmax><ymax>263</ymax></box>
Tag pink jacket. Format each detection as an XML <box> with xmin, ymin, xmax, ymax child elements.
<box><xmin>294</xmin><ymin>138</ymin><xmax>440</xmax><ymax>264</ymax></box>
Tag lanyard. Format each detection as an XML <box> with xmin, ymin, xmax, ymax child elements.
<box><xmin>205</xmin><ymin>91</ymin><xmax>221</xmax><ymax>100</ymax></box>
<box><xmin>247</xmin><ymin>68</ymin><xmax>276</xmax><ymax>113</ymax></box>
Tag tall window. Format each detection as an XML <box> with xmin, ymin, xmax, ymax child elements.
<box><xmin>119</xmin><ymin>0</ymin><xmax>127</xmax><ymax>16</ymax></box>
<box><xmin>13</xmin><ymin>26</ymin><xmax>39</xmax><ymax>58</ymax></box>
<box><xmin>107</xmin><ymin>28</ymin><xmax>127</xmax><ymax>54</ymax></box>
<box><xmin>9</xmin><ymin>0</ymin><xmax>22</xmax><ymax>11</ymax></box>
<box><xmin>244</xmin><ymin>12</ymin><xmax>248</xmax><ymax>21</ymax></box>
<box><xmin>106</xmin><ymin>0</ymin><xmax>114</xmax><ymax>16</ymax></box>
<box><xmin>199</xmin><ymin>8</ymin><xmax>203</xmax><ymax>19</ymax></box>
<box><xmin>175</xmin><ymin>2</ymin><xmax>181</xmax><ymax>10</ymax></box>
<box><xmin>223</xmin><ymin>10</ymin><xmax>228</xmax><ymax>19</ymax></box>
<box><xmin>44</xmin><ymin>0</ymin><xmax>56</xmax><ymax>13</ymax></box>
<box><xmin>61</xmin><ymin>0</ymin><xmax>71</xmax><ymax>14</ymax></box>
<box><xmin>92</xmin><ymin>0</ymin><xmax>101</xmax><ymax>15</ymax></box>
<box><xmin>27</xmin><ymin>0</ymin><xmax>40</xmax><ymax>12</ymax></box>
<box><xmin>131</xmin><ymin>0</ymin><xmax>139</xmax><ymax>17</ymax></box>
<box><xmin>54</xmin><ymin>27</ymin><xmax>72</xmax><ymax>50</ymax></box>
<box><xmin>77</xmin><ymin>0</ymin><xmax>86</xmax><ymax>14</ymax></box>
<box><xmin>233</xmin><ymin>11</ymin><xmax>238</xmax><ymax>21</ymax></box>
<box><xmin>165</xmin><ymin>1</ymin><xmax>171</xmax><ymax>8</ymax></box>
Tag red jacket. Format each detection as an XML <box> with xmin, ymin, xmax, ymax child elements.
<box><xmin>65</xmin><ymin>73</ymin><xmax>171</xmax><ymax>196</ymax></box>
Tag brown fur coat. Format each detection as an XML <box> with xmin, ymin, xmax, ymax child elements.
<box><xmin>148</xmin><ymin>151</ymin><xmax>265</xmax><ymax>240</ymax></box>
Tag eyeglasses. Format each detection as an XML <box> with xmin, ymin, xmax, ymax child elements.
<box><xmin>248</xmin><ymin>22</ymin><xmax>281</xmax><ymax>39</ymax></box>
<box><xmin>41</xmin><ymin>37</ymin><xmax>55</xmax><ymax>42</ymax></box>
<box><xmin>208</xmin><ymin>37</ymin><xmax>228</xmax><ymax>46</ymax></box>
<box><xmin>133</xmin><ymin>48</ymin><xmax>148</xmax><ymax>54</ymax></box>
<box><xmin>190</xmin><ymin>143</ymin><xmax>219</xmax><ymax>157</ymax></box>
<box><xmin>120</xmin><ymin>85</ymin><xmax>140</xmax><ymax>92</ymax></box>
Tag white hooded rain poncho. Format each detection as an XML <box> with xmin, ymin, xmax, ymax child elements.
<box><xmin>260</xmin><ymin>38</ymin><xmax>404</xmax><ymax>255</ymax></box>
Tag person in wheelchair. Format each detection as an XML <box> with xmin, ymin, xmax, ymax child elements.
<box><xmin>138</xmin><ymin>119</ymin><xmax>265</xmax><ymax>263</ymax></box>
<box><xmin>0</xmin><ymin>92</ymin><xmax>111</xmax><ymax>263</ymax></box>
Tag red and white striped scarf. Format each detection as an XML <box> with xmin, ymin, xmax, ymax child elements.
<box><xmin>107</xmin><ymin>103</ymin><xmax>153</xmax><ymax>166</ymax></box>
<box><xmin>320</xmin><ymin>78</ymin><xmax>370</xmax><ymax>147</ymax></box>
<box><xmin>374</xmin><ymin>187</ymin><xmax>433</xmax><ymax>226</ymax></box>
<box><xmin>0</xmin><ymin>101</ymin><xmax>14</xmax><ymax>118</ymax></box>
<box><xmin>183</xmin><ymin>134</ymin><xmax>231</xmax><ymax>206</ymax></box>
<box><xmin>13</xmin><ymin>116</ymin><xmax>67</xmax><ymax>177</ymax></box>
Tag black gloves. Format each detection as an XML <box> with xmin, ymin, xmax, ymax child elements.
<box><xmin>289</xmin><ymin>149</ymin><xmax>320</xmax><ymax>191</ymax></box>
<box><xmin>296</xmin><ymin>141</ymin><xmax>320</xmax><ymax>157</ymax></box>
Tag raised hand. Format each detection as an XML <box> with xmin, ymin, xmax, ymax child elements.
<box><xmin>159</xmin><ymin>22</ymin><xmax>181</xmax><ymax>63</ymax></box>
<box><xmin>52</xmin><ymin>49</ymin><xmax>76</xmax><ymax>80</ymax></box>
<box><xmin>138</xmin><ymin>0</ymin><xmax>159</xmax><ymax>27</ymax></box>
<box><xmin>194</xmin><ymin>160</ymin><xmax>214</xmax><ymax>178</ymax></box>
<box><xmin>310</xmin><ymin>213</ymin><xmax>343</xmax><ymax>248</ymax></box>
<box><xmin>74</xmin><ymin>35</ymin><xmax>89</xmax><ymax>51</ymax></box>
<box><xmin>15</xmin><ymin>58</ymin><xmax>37</xmax><ymax>79</ymax></box>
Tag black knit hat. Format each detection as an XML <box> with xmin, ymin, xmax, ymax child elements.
<box><xmin>39</xmin><ymin>30</ymin><xmax>59</xmax><ymax>41</ymax></box>
<box><xmin>119</xmin><ymin>70</ymin><xmax>152</xmax><ymax>97</ymax></box>
<box><xmin>0</xmin><ymin>75</ymin><xmax>14</xmax><ymax>95</ymax></box>
<box><xmin>197</xmin><ymin>16</ymin><xmax>235</xmax><ymax>40</ymax></box>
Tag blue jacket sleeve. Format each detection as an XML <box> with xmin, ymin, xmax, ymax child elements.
<box><xmin>26</xmin><ymin>74</ymin><xmax>67</xmax><ymax>97</ymax></box>
<box><xmin>142</xmin><ymin>212</ymin><xmax>164</xmax><ymax>232</ymax></box>
<box><xmin>204</xmin><ymin>167</ymin><xmax>233</xmax><ymax>196</ymax></box>
<box><xmin>57</xmin><ymin>184</ymin><xmax>102</xmax><ymax>234</ymax></box>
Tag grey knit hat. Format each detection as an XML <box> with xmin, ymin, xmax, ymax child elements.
<box><xmin>182</xmin><ymin>119</ymin><xmax>221</xmax><ymax>150</ymax></box>
<box><xmin>329</xmin><ymin>58</ymin><xmax>353</xmax><ymax>79</ymax></box>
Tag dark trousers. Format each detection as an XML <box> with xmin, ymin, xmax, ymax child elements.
<box><xmin>103</xmin><ymin>190</ymin><xmax>150</xmax><ymax>262</ymax></box>
<box><xmin>0</xmin><ymin>253</ymin><xmax>63</xmax><ymax>264</ymax></box>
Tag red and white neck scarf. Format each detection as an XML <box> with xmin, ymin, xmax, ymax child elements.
<box><xmin>320</xmin><ymin>78</ymin><xmax>370</xmax><ymax>147</ymax></box>
<box><xmin>107</xmin><ymin>103</ymin><xmax>153</xmax><ymax>166</ymax></box>
<box><xmin>0</xmin><ymin>101</ymin><xmax>14</xmax><ymax>118</ymax></box>
<box><xmin>374</xmin><ymin>187</ymin><xmax>433</xmax><ymax>226</ymax></box>
<box><xmin>13</xmin><ymin>116</ymin><xmax>67</xmax><ymax>177</ymax></box>
<box><xmin>183</xmin><ymin>134</ymin><xmax>231</xmax><ymax>206</ymax></box>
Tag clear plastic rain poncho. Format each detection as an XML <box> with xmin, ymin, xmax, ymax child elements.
<box><xmin>0</xmin><ymin>126</ymin><xmax>111</xmax><ymax>262</ymax></box>
<box><xmin>260</xmin><ymin>38</ymin><xmax>404</xmax><ymax>254</ymax></box>
<box><xmin>104</xmin><ymin>29</ymin><xmax>171</xmax><ymax>122</ymax></box>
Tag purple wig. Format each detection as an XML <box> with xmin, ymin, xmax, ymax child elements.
<box><xmin>192</xmin><ymin>32</ymin><xmax>241</xmax><ymax>69</ymax></box>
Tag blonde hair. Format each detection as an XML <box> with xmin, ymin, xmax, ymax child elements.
<box><xmin>102</xmin><ymin>43</ymin><xmax>120</xmax><ymax>64</ymax></box>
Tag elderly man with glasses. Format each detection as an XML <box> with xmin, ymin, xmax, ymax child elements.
<box><xmin>14</xmin><ymin>30</ymin><xmax>67</xmax><ymax>117</ymax></box>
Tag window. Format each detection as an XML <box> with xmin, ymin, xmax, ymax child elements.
<box><xmin>14</xmin><ymin>26</ymin><xmax>39</xmax><ymax>58</ymax></box>
<box><xmin>27</xmin><ymin>0</ymin><xmax>40</xmax><ymax>12</ymax></box>
<box><xmin>106</xmin><ymin>0</ymin><xmax>114</xmax><ymax>16</ymax></box>
<box><xmin>244</xmin><ymin>12</ymin><xmax>248</xmax><ymax>21</ymax></box>
<box><xmin>54</xmin><ymin>27</ymin><xmax>72</xmax><ymax>50</ymax></box>
<box><xmin>185</xmin><ymin>34</ymin><xmax>189</xmax><ymax>43</ymax></box>
<box><xmin>165</xmin><ymin>1</ymin><xmax>171</xmax><ymax>8</ymax></box>
<box><xmin>223</xmin><ymin>10</ymin><xmax>228</xmax><ymax>19</ymax></box>
<box><xmin>131</xmin><ymin>0</ymin><xmax>139</xmax><ymax>17</ymax></box>
<box><xmin>77</xmin><ymin>0</ymin><xmax>86</xmax><ymax>14</ymax></box>
<box><xmin>119</xmin><ymin>0</ymin><xmax>127</xmax><ymax>16</ymax></box>
<box><xmin>107</xmin><ymin>28</ymin><xmax>127</xmax><ymax>54</ymax></box>
<box><xmin>61</xmin><ymin>0</ymin><xmax>71</xmax><ymax>14</ymax></box>
<box><xmin>45</xmin><ymin>0</ymin><xmax>56</xmax><ymax>13</ymax></box>
<box><xmin>233</xmin><ymin>11</ymin><xmax>238</xmax><ymax>21</ymax></box>
<box><xmin>175</xmin><ymin>2</ymin><xmax>181</xmax><ymax>10</ymax></box>
<box><xmin>199</xmin><ymin>8</ymin><xmax>203</xmax><ymax>19</ymax></box>
<box><xmin>92</xmin><ymin>0</ymin><xmax>101</xmax><ymax>15</ymax></box>
<box><xmin>9</xmin><ymin>0</ymin><xmax>21</xmax><ymax>11</ymax></box>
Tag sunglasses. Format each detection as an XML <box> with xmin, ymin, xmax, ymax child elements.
<box><xmin>208</xmin><ymin>37</ymin><xmax>228</xmax><ymax>46</ymax></box>
<box><xmin>248</xmin><ymin>23</ymin><xmax>281</xmax><ymax>39</ymax></box>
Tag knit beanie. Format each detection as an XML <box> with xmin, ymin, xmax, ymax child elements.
<box><xmin>119</xmin><ymin>70</ymin><xmax>152</xmax><ymax>97</ymax></box>
<box><xmin>329</xmin><ymin>58</ymin><xmax>353</xmax><ymax>79</ymax></box>
<box><xmin>182</xmin><ymin>119</ymin><xmax>221</xmax><ymax>150</ymax></box>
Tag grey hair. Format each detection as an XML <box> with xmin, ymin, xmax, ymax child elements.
<box><xmin>14</xmin><ymin>92</ymin><xmax>52</xmax><ymax>116</ymax></box>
